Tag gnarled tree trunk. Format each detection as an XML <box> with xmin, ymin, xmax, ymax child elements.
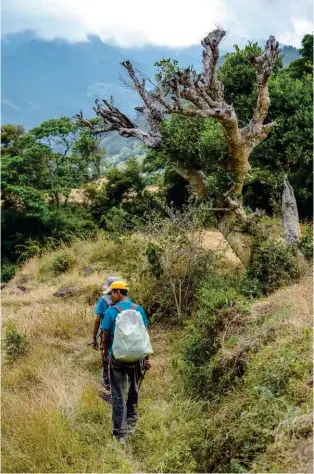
<box><xmin>77</xmin><ymin>28</ymin><xmax>281</xmax><ymax>267</ymax></box>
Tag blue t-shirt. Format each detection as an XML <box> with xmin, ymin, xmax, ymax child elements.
<box><xmin>95</xmin><ymin>296</ymin><xmax>111</xmax><ymax>317</ymax></box>
<box><xmin>101</xmin><ymin>299</ymin><xmax>149</xmax><ymax>353</ymax></box>
<box><xmin>95</xmin><ymin>296</ymin><xmax>133</xmax><ymax>317</ymax></box>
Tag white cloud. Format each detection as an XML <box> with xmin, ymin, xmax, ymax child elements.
<box><xmin>2</xmin><ymin>0</ymin><xmax>313</xmax><ymax>47</ymax></box>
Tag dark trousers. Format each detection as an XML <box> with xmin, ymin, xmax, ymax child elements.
<box><xmin>109</xmin><ymin>358</ymin><xmax>143</xmax><ymax>438</ymax></box>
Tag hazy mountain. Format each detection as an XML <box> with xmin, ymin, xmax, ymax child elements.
<box><xmin>1</xmin><ymin>32</ymin><xmax>300</xmax><ymax>131</ymax></box>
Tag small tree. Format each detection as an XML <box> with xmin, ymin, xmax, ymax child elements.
<box><xmin>73</xmin><ymin>128</ymin><xmax>106</xmax><ymax>179</ymax></box>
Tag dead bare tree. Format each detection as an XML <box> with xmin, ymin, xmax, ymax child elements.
<box><xmin>77</xmin><ymin>28</ymin><xmax>280</xmax><ymax>267</ymax></box>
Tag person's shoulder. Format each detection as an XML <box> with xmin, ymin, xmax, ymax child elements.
<box><xmin>97</xmin><ymin>295</ymin><xmax>107</xmax><ymax>304</ymax></box>
<box><xmin>104</xmin><ymin>305</ymin><xmax>115</xmax><ymax>315</ymax></box>
<box><xmin>134</xmin><ymin>304</ymin><xmax>146</xmax><ymax>315</ymax></box>
<box><xmin>95</xmin><ymin>296</ymin><xmax>106</xmax><ymax>313</ymax></box>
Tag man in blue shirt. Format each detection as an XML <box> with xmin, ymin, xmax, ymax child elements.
<box><xmin>101</xmin><ymin>280</ymin><xmax>151</xmax><ymax>443</ymax></box>
<box><xmin>92</xmin><ymin>276</ymin><xmax>121</xmax><ymax>390</ymax></box>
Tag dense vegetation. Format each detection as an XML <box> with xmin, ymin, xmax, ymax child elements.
<box><xmin>2</xmin><ymin>36</ymin><xmax>313</xmax><ymax>281</ymax></box>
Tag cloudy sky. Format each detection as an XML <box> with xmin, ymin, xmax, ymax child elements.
<box><xmin>2</xmin><ymin>0</ymin><xmax>313</xmax><ymax>48</ymax></box>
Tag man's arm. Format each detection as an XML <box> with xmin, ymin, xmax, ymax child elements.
<box><xmin>92</xmin><ymin>314</ymin><xmax>101</xmax><ymax>350</ymax></box>
<box><xmin>102</xmin><ymin>330</ymin><xmax>111</xmax><ymax>361</ymax></box>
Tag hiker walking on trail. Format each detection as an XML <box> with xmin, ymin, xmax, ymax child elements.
<box><xmin>101</xmin><ymin>280</ymin><xmax>153</xmax><ymax>443</ymax></box>
<box><xmin>92</xmin><ymin>276</ymin><xmax>121</xmax><ymax>390</ymax></box>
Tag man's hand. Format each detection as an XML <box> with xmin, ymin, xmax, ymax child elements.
<box><xmin>143</xmin><ymin>359</ymin><xmax>152</xmax><ymax>370</ymax></box>
<box><xmin>88</xmin><ymin>339</ymin><xmax>99</xmax><ymax>350</ymax></box>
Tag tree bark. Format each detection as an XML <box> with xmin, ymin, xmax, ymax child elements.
<box><xmin>178</xmin><ymin>168</ymin><xmax>211</xmax><ymax>199</ymax></box>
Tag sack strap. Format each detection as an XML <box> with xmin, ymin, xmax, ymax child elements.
<box><xmin>114</xmin><ymin>303</ymin><xmax>138</xmax><ymax>313</ymax></box>
<box><xmin>102</xmin><ymin>295</ymin><xmax>112</xmax><ymax>306</ymax></box>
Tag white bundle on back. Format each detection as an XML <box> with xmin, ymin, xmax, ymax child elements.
<box><xmin>112</xmin><ymin>306</ymin><xmax>153</xmax><ymax>362</ymax></box>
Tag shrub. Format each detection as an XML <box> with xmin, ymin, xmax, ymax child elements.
<box><xmin>300</xmin><ymin>225</ymin><xmax>313</xmax><ymax>263</ymax></box>
<box><xmin>1</xmin><ymin>263</ymin><xmax>18</xmax><ymax>282</ymax></box>
<box><xmin>175</xmin><ymin>275</ymin><xmax>249</xmax><ymax>398</ymax></box>
<box><xmin>4</xmin><ymin>322</ymin><xmax>29</xmax><ymax>361</ymax></box>
<box><xmin>52</xmin><ymin>251</ymin><xmax>76</xmax><ymax>276</ymax></box>
<box><xmin>142</xmin><ymin>203</ymin><xmax>218</xmax><ymax>322</ymax></box>
<box><xmin>203</xmin><ymin>328</ymin><xmax>312</xmax><ymax>473</ymax></box>
<box><xmin>239</xmin><ymin>276</ymin><xmax>264</xmax><ymax>299</ymax></box>
<box><xmin>248</xmin><ymin>239</ymin><xmax>303</xmax><ymax>294</ymax></box>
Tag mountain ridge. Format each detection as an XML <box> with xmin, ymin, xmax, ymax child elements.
<box><xmin>2</xmin><ymin>32</ymin><xmax>300</xmax><ymax>131</ymax></box>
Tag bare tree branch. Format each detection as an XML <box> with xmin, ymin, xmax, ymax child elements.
<box><xmin>246</xmin><ymin>36</ymin><xmax>281</xmax><ymax>134</ymax></box>
<box><xmin>201</xmin><ymin>28</ymin><xmax>226</xmax><ymax>96</ymax></box>
<box><xmin>77</xmin><ymin>27</ymin><xmax>279</xmax><ymax>206</ymax></box>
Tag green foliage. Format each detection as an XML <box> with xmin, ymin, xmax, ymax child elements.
<box><xmin>287</xmin><ymin>34</ymin><xmax>313</xmax><ymax>78</ymax></box>
<box><xmin>72</xmin><ymin>128</ymin><xmax>106</xmax><ymax>179</ymax></box>
<box><xmin>52</xmin><ymin>251</ymin><xmax>77</xmax><ymax>276</ymax></box>
<box><xmin>203</xmin><ymin>327</ymin><xmax>312</xmax><ymax>473</ymax></box>
<box><xmin>154</xmin><ymin>58</ymin><xmax>180</xmax><ymax>83</ymax></box>
<box><xmin>1</xmin><ymin>263</ymin><xmax>18</xmax><ymax>283</ymax></box>
<box><xmin>300</xmin><ymin>225</ymin><xmax>313</xmax><ymax>263</ymax></box>
<box><xmin>1</xmin><ymin>124</ymin><xmax>25</xmax><ymax>149</ymax></box>
<box><xmin>85</xmin><ymin>158</ymin><xmax>160</xmax><ymax>230</ymax></box>
<box><xmin>1</xmin><ymin>117</ymin><xmax>98</xmax><ymax>272</ymax></box>
<box><xmin>146</xmin><ymin>243</ymin><xmax>163</xmax><ymax>279</ymax></box>
<box><xmin>175</xmin><ymin>274</ymin><xmax>249</xmax><ymax>398</ymax></box>
<box><xmin>144</xmin><ymin>37</ymin><xmax>312</xmax><ymax>218</ymax></box>
<box><xmin>100</xmin><ymin>205</ymin><xmax>141</xmax><ymax>235</ymax></box>
<box><xmin>145</xmin><ymin>115</ymin><xmax>226</xmax><ymax>176</ymax></box>
<box><xmin>238</xmin><ymin>276</ymin><xmax>264</xmax><ymax>299</ymax></box>
<box><xmin>4</xmin><ymin>322</ymin><xmax>29</xmax><ymax>361</ymax></box>
<box><xmin>218</xmin><ymin>42</ymin><xmax>261</xmax><ymax>125</ymax></box>
<box><xmin>249</xmin><ymin>72</ymin><xmax>313</xmax><ymax>217</ymax></box>
<box><xmin>248</xmin><ymin>239</ymin><xmax>303</xmax><ymax>294</ymax></box>
<box><xmin>217</xmin><ymin>39</ymin><xmax>313</xmax><ymax>218</ymax></box>
<box><xmin>175</xmin><ymin>263</ymin><xmax>312</xmax><ymax>472</ymax></box>
<box><xmin>144</xmin><ymin>115</ymin><xmax>231</xmax><ymax>208</ymax></box>
<box><xmin>219</xmin><ymin>42</ymin><xmax>282</xmax><ymax>126</ymax></box>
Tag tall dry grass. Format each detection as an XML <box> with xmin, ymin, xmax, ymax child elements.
<box><xmin>2</xmin><ymin>236</ymin><xmax>207</xmax><ymax>473</ymax></box>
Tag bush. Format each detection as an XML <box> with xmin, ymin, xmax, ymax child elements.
<box><xmin>239</xmin><ymin>276</ymin><xmax>264</xmax><ymax>299</ymax></box>
<box><xmin>52</xmin><ymin>251</ymin><xmax>76</xmax><ymax>275</ymax></box>
<box><xmin>175</xmin><ymin>275</ymin><xmax>249</xmax><ymax>399</ymax></box>
<box><xmin>248</xmin><ymin>239</ymin><xmax>303</xmax><ymax>294</ymax></box>
<box><xmin>4</xmin><ymin>322</ymin><xmax>29</xmax><ymax>361</ymax></box>
<box><xmin>203</xmin><ymin>328</ymin><xmax>312</xmax><ymax>473</ymax></box>
<box><xmin>1</xmin><ymin>263</ymin><xmax>18</xmax><ymax>282</ymax></box>
<box><xmin>141</xmin><ymin>203</ymin><xmax>218</xmax><ymax>322</ymax></box>
<box><xmin>300</xmin><ymin>225</ymin><xmax>313</xmax><ymax>263</ymax></box>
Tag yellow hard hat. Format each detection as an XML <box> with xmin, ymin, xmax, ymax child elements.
<box><xmin>103</xmin><ymin>280</ymin><xmax>128</xmax><ymax>294</ymax></box>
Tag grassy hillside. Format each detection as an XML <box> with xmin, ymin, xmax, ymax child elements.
<box><xmin>2</xmin><ymin>233</ymin><xmax>312</xmax><ymax>472</ymax></box>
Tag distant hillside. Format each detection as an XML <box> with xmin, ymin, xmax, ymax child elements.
<box><xmin>280</xmin><ymin>45</ymin><xmax>302</xmax><ymax>67</ymax></box>
<box><xmin>1</xmin><ymin>32</ymin><xmax>300</xmax><ymax>159</ymax></box>
<box><xmin>1</xmin><ymin>32</ymin><xmax>211</xmax><ymax>128</ymax></box>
